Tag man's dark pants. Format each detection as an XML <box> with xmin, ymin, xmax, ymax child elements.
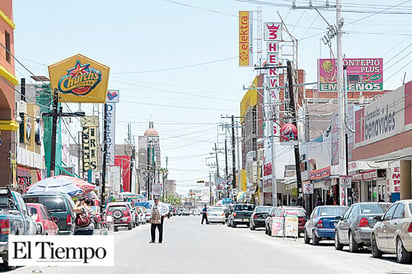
<box><xmin>201</xmin><ymin>213</ymin><xmax>209</xmax><ymax>224</ymax></box>
<box><xmin>151</xmin><ymin>216</ymin><xmax>164</xmax><ymax>243</ymax></box>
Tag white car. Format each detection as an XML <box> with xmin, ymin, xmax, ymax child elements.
<box><xmin>207</xmin><ymin>207</ymin><xmax>225</xmax><ymax>224</ymax></box>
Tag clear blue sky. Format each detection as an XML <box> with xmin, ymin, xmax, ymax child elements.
<box><xmin>13</xmin><ymin>0</ymin><xmax>412</xmax><ymax>195</ymax></box>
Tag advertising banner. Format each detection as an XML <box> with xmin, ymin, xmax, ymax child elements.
<box><xmin>81</xmin><ymin>116</ymin><xmax>99</xmax><ymax>172</ymax></box>
<box><xmin>284</xmin><ymin>213</ymin><xmax>298</xmax><ymax>238</ymax></box>
<box><xmin>48</xmin><ymin>54</ymin><xmax>110</xmax><ymax>103</ymax></box>
<box><xmin>106</xmin><ymin>90</ymin><xmax>119</xmax><ymax>166</ymax></box>
<box><xmin>318</xmin><ymin>58</ymin><xmax>383</xmax><ymax>92</ymax></box>
<box><xmin>239</xmin><ymin>11</ymin><xmax>253</xmax><ymax>67</ymax></box>
<box><xmin>271</xmin><ymin>217</ymin><xmax>284</xmax><ymax>237</ymax></box>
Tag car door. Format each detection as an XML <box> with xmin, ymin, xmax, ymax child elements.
<box><xmin>386</xmin><ymin>203</ymin><xmax>405</xmax><ymax>252</ymax></box>
<box><xmin>307</xmin><ymin>208</ymin><xmax>317</xmax><ymax>238</ymax></box>
<box><xmin>378</xmin><ymin>203</ymin><xmax>398</xmax><ymax>250</ymax></box>
<box><xmin>338</xmin><ymin>205</ymin><xmax>354</xmax><ymax>243</ymax></box>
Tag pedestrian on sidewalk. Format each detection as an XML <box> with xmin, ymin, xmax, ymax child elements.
<box><xmin>149</xmin><ymin>196</ymin><xmax>169</xmax><ymax>244</ymax></box>
<box><xmin>201</xmin><ymin>204</ymin><xmax>209</xmax><ymax>224</ymax></box>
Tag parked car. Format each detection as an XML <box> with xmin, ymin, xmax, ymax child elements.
<box><xmin>106</xmin><ymin>202</ymin><xmax>134</xmax><ymax>232</ymax></box>
<box><xmin>0</xmin><ymin>187</ymin><xmax>37</xmax><ymax>270</ymax></box>
<box><xmin>335</xmin><ymin>202</ymin><xmax>391</xmax><ymax>252</ymax></box>
<box><xmin>23</xmin><ymin>192</ymin><xmax>76</xmax><ymax>235</ymax></box>
<box><xmin>265</xmin><ymin>207</ymin><xmax>278</xmax><ymax>235</ymax></box>
<box><xmin>370</xmin><ymin>200</ymin><xmax>412</xmax><ymax>263</ymax></box>
<box><xmin>250</xmin><ymin>206</ymin><xmax>272</xmax><ymax>230</ymax></box>
<box><xmin>304</xmin><ymin>205</ymin><xmax>348</xmax><ymax>245</ymax></box>
<box><xmin>26</xmin><ymin>203</ymin><xmax>59</xmax><ymax>235</ymax></box>
<box><xmin>228</xmin><ymin>204</ymin><xmax>255</xmax><ymax>228</ymax></box>
<box><xmin>276</xmin><ymin>206</ymin><xmax>308</xmax><ymax>235</ymax></box>
<box><xmin>207</xmin><ymin>207</ymin><xmax>225</xmax><ymax>224</ymax></box>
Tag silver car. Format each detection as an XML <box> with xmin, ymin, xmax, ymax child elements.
<box><xmin>335</xmin><ymin>202</ymin><xmax>391</xmax><ymax>252</ymax></box>
<box><xmin>371</xmin><ymin>200</ymin><xmax>412</xmax><ymax>263</ymax></box>
<box><xmin>207</xmin><ymin>207</ymin><xmax>225</xmax><ymax>224</ymax></box>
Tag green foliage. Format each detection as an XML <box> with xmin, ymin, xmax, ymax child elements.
<box><xmin>163</xmin><ymin>195</ymin><xmax>181</xmax><ymax>206</ymax></box>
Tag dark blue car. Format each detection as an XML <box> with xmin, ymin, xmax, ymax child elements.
<box><xmin>304</xmin><ymin>205</ymin><xmax>348</xmax><ymax>245</ymax></box>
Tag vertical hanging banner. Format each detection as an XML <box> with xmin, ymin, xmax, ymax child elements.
<box><xmin>239</xmin><ymin>11</ymin><xmax>253</xmax><ymax>67</ymax></box>
<box><xmin>106</xmin><ymin>90</ymin><xmax>119</xmax><ymax>166</ymax></box>
<box><xmin>81</xmin><ymin>116</ymin><xmax>99</xmax><ymax>171</ymax></box>
<box><xmin>48</xmin><ymin>54</ymin><xmax>110</xmax><ymax>103</ymax></box>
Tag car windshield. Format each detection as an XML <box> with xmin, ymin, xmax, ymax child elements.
<box><xmin>108</xmin><ymin>206</ymin><xmax>127</xmax><ymax>212</ymax></box>
<box><xmin>255</xmin><ymin>206</ymin><xmax>271</xmax><ymax>213</ymax></box>
<box><xmin>360</xmin><ymin>204</ymin><xmax>391</xmax><ymax>214</ymax></box>
<box><xmin>409</xmin><ymin>203</ymin><xmax>412</xmax><ymax>215</ymax></box>
<box><xmin>24</xmin><ymin>196</ymin><xmax>66</xmax><ymax>212</ymax></box>
<box><xmin>319</xmin><ymin>207</ymin><xmax>347</xmax><ymax>216</ymax></box>
<box><xmin>235</xmin><ymin>205</ymin><xmax>255</xmax><ymax>211</ymax></box>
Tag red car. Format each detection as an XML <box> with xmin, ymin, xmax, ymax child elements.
<box><xmin>275</xmin><ymin>206</ymin><xmax>308</xmax><ymax>235</ymax></box>
<box><xmin>26</xmin><ymin>203</ymin><xmax>59</xmax><ymax>235</ymax></box>
<box><xmin>106</xmin><ymin>202</ymin><xmax>134</xmax><ymax>232</ymax></box>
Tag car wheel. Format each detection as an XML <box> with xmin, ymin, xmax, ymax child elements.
<box><xmin>312</xmin><ymin>230</ymin><xmax>320</xmax><ymax>245</ymax></box>
<box><xmin>334</xmin><ymin>231</ymin><xmax>343</xmax><ymax>250</ymax></box>
<box><xmin>371</xmin><ymin>234</ymin><xmax>382</xmax><ymax>258</ymax></box>
<box><xmin>250</xmin><ymin>224</ymin><xmax>255</xmax><ymax>230</ymax></box>
<box><xmin>348</xmin><ymin>232</ymin><xmax>359</xmax><ymax>253</ymax></box>
<box><xmin>232</xmin><ymin>222</ymin><xmax>237</xmax><ymax>228</ymax></box>
<box><xmin>304</xmin><ymin>229</ymin><xmax>310</xmax><ymax>244</ymax></box>
<box><xmin>397</xmin><ymin>237</ymin><xmax>412</xmax><ymax>264</ymax></box>
<box><xmin>114</xmin><ymin>226</ymin><xmax>119</xmax><ymax>232</ymax></box>
<box><xmin>2</xmin><ymin>258</ymin><xmax>16</xmax><ymax>270</ymax></box>
<box><xmin>128</xmin><ymin>223</ymin><xmax>133</xmax><ymax>230</ymax></box>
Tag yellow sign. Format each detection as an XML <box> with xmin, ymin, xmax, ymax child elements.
<box><xmin>239</xmin><ymin>11</ymin><xmax>252</xmax><ymax>67</ymax></box>
<box><xmin>48</xmin><ymin>54</ymin><xmax>110</xmax><ymax>103</ymax></box>
<box><xmin>240</xmin><ymin>76</ymin><xmax>260</xmax><ymax>123</ymax></box>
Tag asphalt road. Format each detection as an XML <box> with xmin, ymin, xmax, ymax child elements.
<box><xmin>8</xmin><ymin>215</ymin><xmax>412</xmax><ymax>274</ymax></box>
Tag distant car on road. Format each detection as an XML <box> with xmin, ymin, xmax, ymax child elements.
<box><xmin>250</xmin><ymin>206</ymin><xmax>272</xmax><ymax>230</ymax></box>
<box><xmin>207</xmin><ymin>207</ymin><xmax>225</xmax><ymax>224</ymax></box>
<box><xmin>265</xmin><ymin>207</ymin><xmax>278</xmax><ymax>236</ymax></box>
<box><xmin>335</xmin><ymin>202</ymin><xmax>391</xmax><ymax>252</ymax></box>
<box><xmin>370</xmin><ymin>200</ymin><xmax>412</xmax><ymax>263</ymax></box>
<box><xmin>304</xmin><ymin>205</ymin><xmax>347</xmax><ymax>245</ymax></box>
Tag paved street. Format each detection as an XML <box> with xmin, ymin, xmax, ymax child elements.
<box><xmin>8</xmin><ymin>216</ymin><xmax>412</xmax><ymax>274</ymax></box>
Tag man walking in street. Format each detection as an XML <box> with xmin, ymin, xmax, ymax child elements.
<box><xmin>149</xmin><ymin>196</ymin><xmax>169</xmax><ymax>244</ymax></box>
<box><xmin>201</xmin><ymin>204</ymin><xmax>209</xmax><ymax>224</ymax></box>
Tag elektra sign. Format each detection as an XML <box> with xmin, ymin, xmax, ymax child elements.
<box><xmin>9</xmin><ymin>235</ymin><xmax>114</xmax><ymax>266</ymax></box>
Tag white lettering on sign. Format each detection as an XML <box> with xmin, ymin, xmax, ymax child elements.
<box><xmin>362</xmin><ymin>170</ymin><xmax>378</xmax><ymax>180</ymax></box>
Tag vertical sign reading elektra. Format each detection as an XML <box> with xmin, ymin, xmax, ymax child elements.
<box><xmin>81</xmin><ymin>116</ymin><xmax>99</xmax><ymax>172</ymax></box>
<box><xmin>239</xmin><ymin>11</ymin><xmax>253</xmax><ymax>67</ymax></box>
<box><xmin>106</xmin><ymin>90</ymin><xmax>119</xmax><ymax>166</ymax></box>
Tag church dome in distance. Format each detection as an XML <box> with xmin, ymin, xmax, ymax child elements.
<box><xmin>144</xmin><ymin>121</ymin><xmax>159</xmax><ymax>137</ymax></box>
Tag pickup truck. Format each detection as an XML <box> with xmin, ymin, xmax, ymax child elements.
<box><xmin>228</xmin><ymin>204</ymin><xmax>255</xmax><ymax>228</ymax></box>
<box><xmin>0</xmin><ymin>187</ymin><xmax>36</xmax><ymax>269</ymax></box>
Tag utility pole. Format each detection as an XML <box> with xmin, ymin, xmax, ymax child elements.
<box><xmin>231</xmin><ymin>115</ymin><xmax>236</xmax><ymax>190</ymax></box>
<box><xmin>287</xmin><ymin>60</ymin><xmax>303</xmax><ymax>196</ymax></box>
<box><xmin>42</xmin><ymin>89</ymin><xmax>85</xmax><ymax>177</ymax></box>
<box><xmin>214</xmin><ymin>143</ymin><xmax>220</xmax><ymax>178</ymax></box>
<box><xmin>224</xmin><ymin>139</ymin><xmax>228</xmax><ymax>180</ymax></box>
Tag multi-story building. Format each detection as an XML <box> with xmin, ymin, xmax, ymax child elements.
<box><xmin>0</xmin><ymin>1</ymin><xmax>18</xmax><ymax>187</ymax></box>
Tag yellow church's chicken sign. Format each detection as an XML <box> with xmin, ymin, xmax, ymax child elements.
<box><xmin>48</xmin><ymin>54</ymin><xmax>110</xmax><ymax>103</ymax></box>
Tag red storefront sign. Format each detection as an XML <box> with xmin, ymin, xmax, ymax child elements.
<box><xmin>310</xmin><ymin>167</ymin><xmax>331</xmax><ymax>181</ymax></box>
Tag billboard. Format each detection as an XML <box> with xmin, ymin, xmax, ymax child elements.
<box><xmin>318</xmin><ymin>58</ymin><xmax>383</xmax><ymax>92</ymax></box>
<box><xmin>48</xmin><ymin>54</ymin><xmax>110</xmax><ymax>103</ymax></box>
<box><xmin>239</xmin><ymin>11</ymin><xmax>253</xmax><ymax>67</ymax></box>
